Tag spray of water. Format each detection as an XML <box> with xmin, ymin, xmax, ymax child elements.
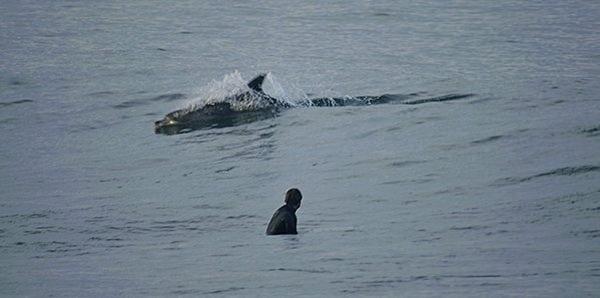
<box><xmin>180</xmin><ymin>71</ymin><xmax>249</xmax><ymax>111</ymax></box>
<box><xmin>180</xmin><ymin>71</ymin><xmax>313</xmax><ymax>113</ymax></box>
<box><xmin>262</xmin><ymin>74</ymin><xmax>312</xmax><ymax>107</ymax></box>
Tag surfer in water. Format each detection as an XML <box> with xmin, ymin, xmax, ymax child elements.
<box><xmin>266</xmin><ymin>188</ymin><xmax>302</xmax><ymax>235</ymax></box>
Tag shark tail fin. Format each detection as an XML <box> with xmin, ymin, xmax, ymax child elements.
<box><xmin>247</xmin><ymin>73</ymin><xmax>267</xmax><ymax>93</ymax></box>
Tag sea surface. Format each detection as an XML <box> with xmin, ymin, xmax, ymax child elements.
<box><xmin>1</xmin><ymin>1</ymin><xmax>600</xmax><ymax>296</ymax></box>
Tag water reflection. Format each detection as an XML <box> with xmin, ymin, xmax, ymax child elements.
<box><xmin>176</xmin><ymin>122</ymin><xmax>279</xmax><ymax>162</ymax></box>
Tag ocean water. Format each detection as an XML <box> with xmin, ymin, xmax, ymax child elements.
<box><xmin>1</xmin><ymin>0</ymin><xmax>599</xmax><ymax>296</ymax></box>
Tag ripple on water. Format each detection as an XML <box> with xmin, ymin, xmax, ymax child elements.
<box><xmin>113</xmin><ymin>93</ymin><xmax>186</xmax><ymax>109</ymax></box>
<box><xmin>492</xmin><ymin>165</ymin><xmax>600</xmax><ymax>187</ymax></box>
<box><xmin>572</xmin><ymin>229</ymin><xmax>600</xmax><ymax>239</ymax></box>
<box><xmin>0</xmin><ymin>99</ymin><xmax>34</xmax><ymax>108</ymax></box>
<box><xmin>400</xmin><ymin>93</ymin><xmax>475</xmax><ymax>105</ymax></box>
<box><xmin>192</xmin><ymin>203</ymin><xmax>232</xmax><ymax>210</ymax></box>
<box><xmin>579</xmin><ymin>125</ymin><xmax>600</xmax><ymax>137</ymax></box>
<box><xmin>225</xmin><ymin>214</ymin><xmax>259</xmax><ymax>223</ymax></box>
<box><xmin>215</xmin><ymin>166</ymin><xmax>236</xmax><ymax>173</ymax></box>
<box><xmin>470</xmin><ymin>135</ymin><xmax>505</xmax><ymax>145</ymax></box>
<box><xmin>177</xmin><ymin>123</ymin><xmax>276</xmax><ymax>145</ymax></box>
<box><xmin>266</xmin><ymin>268</ymin><xmax>333</xmax><ymax>274</ymax></box>
<box><xmin>380</xmin><ymin>178</ymin><xmax>434</xmax><ymax>185</ymax></box>
<box><xmin>448</xmin><ymin>225</ymin><xmax>490</xmax><ymax>231</ymax></box>
<box><xmin>87</xmin><ymin>91</ymin><xmax>117</xmax><ymax>97</ymax></box>
<box><xmin>344</xmin><ymin>276</ymin><xmax>431</xmax><ymax>293</ymax></box>
<box><xmin>387</xmin><ymin>160</ymin><xmax>427</xmax><ymax>168</ymax></box>
<box><xmin>201</xmin><ymin>287</ymin><xmax>245</xmax><ymax>295</ymax></box>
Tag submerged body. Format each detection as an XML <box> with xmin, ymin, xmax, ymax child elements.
<box><xmin>154</xmin><ymin>101</ymin><xmax>280</xmax><ymax>135</ymax></box>
<box><xmin>154</xmin><ymin>74</ymin><xmax>285</xmax><ymax>135</ymax></box>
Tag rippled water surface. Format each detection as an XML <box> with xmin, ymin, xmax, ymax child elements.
<box><xmin>1</xmin><ymin>1</ymin><xmax>599</xmax><ymax>296</ymax></box>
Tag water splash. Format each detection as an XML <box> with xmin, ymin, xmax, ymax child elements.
<box><xmin>182</xmin><ymin>71</ymin><xmax>251</xmax><ymax>110</ymax></box>
<box><xmin>181</xmin><ymin>71</ymin><xmax>310</xmax><ymax>112</ymax></box>
<box><xmin>263</xmin><ymin>74</ymin><xmax>310</xmax><ymax>107</ymax></box>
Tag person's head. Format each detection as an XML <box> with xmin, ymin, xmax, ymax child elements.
<box><xmin>284</xmin><ymin>188</ymin><xmax>302</xmax><ymax>210</ymax></box>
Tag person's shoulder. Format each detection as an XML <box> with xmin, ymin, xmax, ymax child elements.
<box><xmin>273</xmin><ymin>205</ymin><xmax>287</xmax><ymax>213</ymax></box>
<box><xmin>272</xmin><ymin>205</ymin><xmax>293</xmax><ymax>219</ymax></box>
<box><xmin>269</xmin><ymin>206</ymin><xmax>287</xmax><ymax>219</ymax></box>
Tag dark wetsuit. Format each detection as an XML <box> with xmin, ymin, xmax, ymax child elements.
<box><xmin>266</xmin><ymin>204</ymin><xmax>297</xmax><ymax>235</ymax></box>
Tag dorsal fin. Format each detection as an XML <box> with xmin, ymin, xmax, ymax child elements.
<box><xmin>247</xmin><ymin>73</ymin><xmax>267</xmax><ymax>93</ymax></box>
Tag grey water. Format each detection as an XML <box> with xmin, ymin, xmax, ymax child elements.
<box><xmin>1</xmin><ymin>0</ymin><xmax>599</xmax><ymax>296</ymax></box>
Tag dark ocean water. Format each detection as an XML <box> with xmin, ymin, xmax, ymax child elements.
<box><xmin>1</xmin><ymin>1</ymin><xmax>599</xmax><ymax>296</ymax></box>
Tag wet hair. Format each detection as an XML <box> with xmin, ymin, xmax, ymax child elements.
<box><xmin>284</xmin><ymin>188</ymin><xmax>302</xmax><ymax>205</ymax></box>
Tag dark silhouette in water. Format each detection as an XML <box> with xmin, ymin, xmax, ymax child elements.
<box><xmin>154</xmin><ymin>73</ymin><xmax>474</xmax><ymax>135</ymax></box>
<box><xmin>266</xmin><ymin>188</ymin><xmax>302</xmax><ymax>235</ymax></box>
<box><xmin>154</xmin><ymin>74</ymin><xmax>283</xmax><ymax>135</ymax></box>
